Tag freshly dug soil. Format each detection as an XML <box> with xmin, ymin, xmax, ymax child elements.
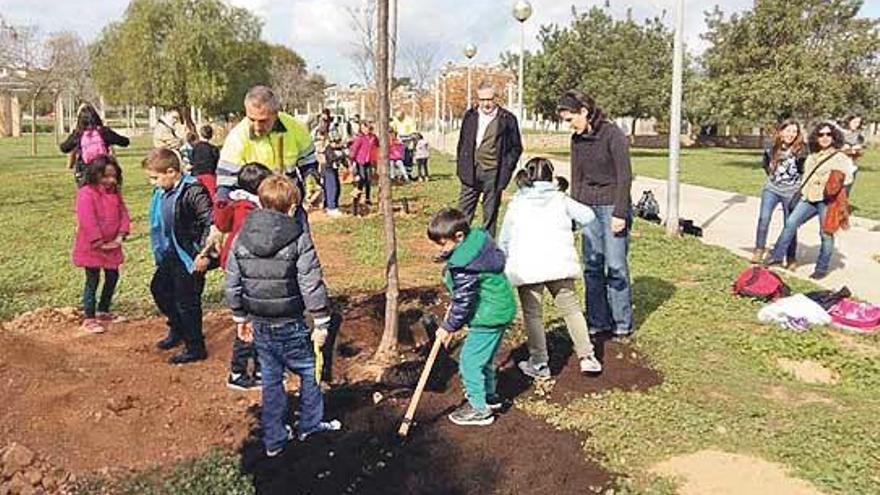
<box><xmin>0</xmin><ymin>287</ymin><xmax>662</xmax><ymax>494</ymax></box>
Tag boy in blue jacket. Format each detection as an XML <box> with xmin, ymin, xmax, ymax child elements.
<box><xmin>143</xmin><ymin>148</ymin><xmax>214</xmax><ymax>365</ymax></box>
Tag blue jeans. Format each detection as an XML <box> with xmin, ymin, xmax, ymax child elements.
<box><xmin>755</xmin><ymin>186</ymin><xmax>797</xmax><ymax>260</ymax></box>
<box><xmin>769</xmin><ymin>200</ymin><xmax>834</xmax><ymax>274</ymax></box>
<box><xmin>581</xmin><ymin>205</ymin><xmax>633</xmax><ymax>333</ymax></box>
<box><xmin>253</xmin><ymin>319</ymin><xmax>323</xmax><ymax>452</ymax></box>
<box><xmin>323</xmin><ymin>166</ymin><xmax>340</xmax><ymax>210</ymax></box>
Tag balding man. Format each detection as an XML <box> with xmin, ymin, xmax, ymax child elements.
<box><xmin>455</xmin><ymin>81</ymin><xmax>523</xmax><ymax>236</ymax></box>
<box><xmin>218</xmin><ymin>86</ymin><xmax>318</xmax><ymax>201</ymax></box>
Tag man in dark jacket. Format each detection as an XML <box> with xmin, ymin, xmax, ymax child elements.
<box><xmin>557</xmin><ymin>90</ymin><xmax>634</xmax><ymax>337</ymax></box>
<box><xmin>143</xmin><ymin>148</ymin><xmax>215</xmax><ymax>364</ymax></box>
<box><xmin>456</xmin><ymin>82</ymin><xmax>523</xmax><ymax>237</ymax></box>
<box><xmin>225</xmin><ymin>175</ymin><xmax>339</xmax><ymax>457</ymax></box>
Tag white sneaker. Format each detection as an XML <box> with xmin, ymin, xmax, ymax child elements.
<box><xmin>517</xmin><ymin>360</ymin><xmax>551</xmax><ymax>380</ymax></box>
<box><xmin>297</xmin><ymin>419</ymin><xmax>342</xmax><ymax>441</ymax></box>
<box><xmin>326</xmin><ymin>209</ymin><xmax>343</xmax><ymax>218</ymax></box>
<box><xmin>579</xmin><ymin>355</ymin><xmax>603</xmax><ymax>374</ymax></box>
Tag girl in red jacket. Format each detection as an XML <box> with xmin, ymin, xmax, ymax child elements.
<box><xmin>72</xmin><ymin>156</ymin><xmax>130</xmax><ymax>334</ymax></box>
<box><xmin>213</xmin><ymin>162</ymin><xmax>272</xmax><ymax>390</ymax></box>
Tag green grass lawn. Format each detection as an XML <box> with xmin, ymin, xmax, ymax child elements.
<box><xmin>539</xmin><ymin>146</ymin><xmax>880</xmax><ymax>220</ymax></box>
<box><xmin>2</xmin><ymin>136</ymin><xmax>879</xmax><ymax>494</ymax></box>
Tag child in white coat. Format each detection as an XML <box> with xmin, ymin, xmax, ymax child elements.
<box><xmin>498</xmin><ymin>157</ymin><xmax>602</xmax><ymax>379</ymax></box>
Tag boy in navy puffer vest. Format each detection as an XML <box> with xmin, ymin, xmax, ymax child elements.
<box><xmin>225</xmin><ymin>175</ymin><xmax>341</xmax><ymax>457</ymax></box>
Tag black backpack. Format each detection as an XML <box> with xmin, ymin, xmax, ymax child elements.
<box><xmin>635</xmin><ymin>190</ymin><xmax>661</xmax><ymax>223</ymax></box>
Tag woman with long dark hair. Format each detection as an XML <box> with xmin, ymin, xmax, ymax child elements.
<box><xmin>60</xmin><ymin>103</ymin><xmax>130</xmax><ymax>187</ymax></box>
<box><xmin>751</xmin><ymin>119</ymin><xmax>806</xmax><ymax>267</ymax></box>
<box><xmin>557</xmin><ymin>90</ymin><xmax>634</xmax><ymax>337</ymax></box>
<box><xmin>765</xmin><ymin>121</ymin><xmax>854</xmax><ymax>279</ymax></box>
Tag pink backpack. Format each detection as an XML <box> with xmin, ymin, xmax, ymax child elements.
<box><xmin>828</xmin><ymin>299</ymin><xmax>880</xmax><ymax>332</ymax></box>
<box><xmin>80</xmin><ymin>128</ymin><xmax>108</xmax><ymax>164</ymax></box>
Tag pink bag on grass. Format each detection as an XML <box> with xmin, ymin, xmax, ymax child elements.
<box><xmin>828</xmin><ymin>299</ymin><xmax>880</xmax><ymax>333</ymax></box>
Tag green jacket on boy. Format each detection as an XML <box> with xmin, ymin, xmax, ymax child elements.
<box><xmin>441</xmin><ymin>229</ymin><xmax>516</xmax><ymax>332</ymax></box>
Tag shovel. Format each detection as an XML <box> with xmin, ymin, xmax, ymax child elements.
<box><xmin>398</xmin><ymin>314</ymin><xmax>443</xmax><ymax>438</ymax></box>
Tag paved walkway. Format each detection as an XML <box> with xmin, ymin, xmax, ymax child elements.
<box><xmin>428</xmin><ymin>133</ymin><xmax>880</xmax><ymax>302</ymax></box>
<box><xmin>552</xmin><ymin>156</ymin><xmax>880</xmax><ymax>303</ymax></box>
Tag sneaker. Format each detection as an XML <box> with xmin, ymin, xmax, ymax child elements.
<box><xmin>588</xmin><ymin>327</ymin><xmax>610</xmax><ymax>336</ymax></box>
<box><xmin>517</xmin><ymin>360</ymin><xmax>551</xmax><ymax>380</ymax></box>
<box><xmin>297</xmin><ymin>419</ymin><xmax>342</xmax><ymax>441</ymax></box>
<box><xmin>809</xmin><ymin>271</ymin><xmax>828</xmax><ymax>281</ymax></box>
<box><xmin>253</xmin><ymin>371</ymin><xmax>263</xmax><ymax>387</ymax></box>
<box><xmin>763</xmin><ymin>257</ymin><xmax>784</xmax><ymax>268</ymax></box>
<box><xmin>612</xmin><ymin>329</ymin><xmax>634</xmax><ymax>338</ymax></box>
<box><xmin>156</xmin><ymin>334</ymin><xmax>183</xmax><ymax>351</ymax></box>
<box><xmin>80</xmin><ymin>318</ymin><xmax>106</xmax><ymax>334</ymax></box>
<box><xmin>579</xmin><ymin>355</ymin><xmax>603</xmax><ymax>374</ymax></box>
<box><xmin>750</xmin><ymin>248</ymin><xmax>765</xmax><ymax>264</ymax></box>
<box><xmin>448</xmin><ymin>403</ymin><xmax>494</xmax><ymax>426</ymax></box>
<box><xmin>169</xmin><ymin>348</ymin><xmax>207</xmax><ymax>365</ymax></box>
<box><xmin>226</xmin><ymin>373</ymin><xmax>258</xmax><ymax>391</ymax></box>
<box><xmin>96</xmin><ymin>312</ymin><xmax>127</xmax><ymax>324</ymax></box>
<box><xmin>784</xmin><ymin>258</ymin><xmax>798</xmax><ymax>271</ymax></box>
<box><xmin>326</xmin><ymin>209</ymin><xmax>344</xmax><ymax>218</ymax></box>
<box><xmin>266</xmin><ymin>425</ymin><xmax>294</xmax><ymax>457</ymax></box>
<box><xmin>486</xmin><ymin>394</ymin><xmax>505</xmax><ymax>411</ymax></box>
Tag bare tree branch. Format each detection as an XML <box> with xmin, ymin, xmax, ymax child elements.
<box><xmin>346</xmin><ymin>1</ymin><xmax>377</xmax><ymax>85</ymax></box>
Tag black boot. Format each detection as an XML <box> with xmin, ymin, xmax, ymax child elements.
<box><xmin>156</xmin><ymin>333</ymin><xmax>183</xmax><ymax>351</ymax></box>
<box><xmin>169</xmin><ymin>345</ymin><xmax>207</xmax><ymax>365</ymax></box>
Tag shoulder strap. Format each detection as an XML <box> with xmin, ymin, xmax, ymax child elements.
<box><xmin>798</xmin><ymin>151</ymin><xmax>839</xmax><ymax>194</ymax></box>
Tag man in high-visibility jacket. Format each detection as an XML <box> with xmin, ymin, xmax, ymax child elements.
<box><xmin>218</xmin><ymin>85</ymin><xmax>319</xmax><ymax>201</ymax></box>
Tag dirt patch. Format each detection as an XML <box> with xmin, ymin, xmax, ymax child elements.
<box><xmin>830</xmin><ymin>332</ymin><xmax>880</xmax><ymax>359</ymax></box>
<box><xmin>244</xmin><ymin>385</ymin><xmax>614</xmax><ymax>495</ymax></box>
<box><xmin>497</xmin><ymin>330</ymin><xmax>663</xmax><ymax>405</ymax></box>
<box><xmin>0</xmin><ymin>311</ymin><xmax>260</xmax><ymax>474</ymax></box>
<box><xmin>776</xmin><ymin>358</ymin><xmax>840</xmax><ymax>385</ymax></box>
<box><xmin>652</xmin><ymin>449</ymin><xmax>827</xmax><ymax>495</ymax></box>
<box><xmin>764</xmin><ymin>386</ymin><xmax>838</xmax><ymax>409</ymax></box>
<box><xmin>0</xmin><ymin>286</ymin><xmax>653</xmax><ymax>493</ymax></box>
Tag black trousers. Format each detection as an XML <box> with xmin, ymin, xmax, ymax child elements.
<box><xmin>230</xmin><ymin>336</ymin><xmax>260</xmax><ymax>377</ymax></box>
<box><xmin>82</xmin><ymin>268</ymin><xmax>119</xmax><ymax>318</ymax></box>
<box><xmin>458</xmin><ymin>167</ymin><xmax>501</xmax><ymax>237</ymax></box>
<box><xmin>150</xmin><ymin>255</ymin><xmax>206</xmax><ymax>352</ymax></box>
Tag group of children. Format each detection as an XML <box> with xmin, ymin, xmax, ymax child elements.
<box><xmin>427</xmin><ymin>156</ymin><xmax>603</xmax><ymax>426</ymax></box>
<box><xmin>67</xmin><ymin>107</ymin><xmax>602</xmax><ymax>454</ymax></box>
<box><xmin>345</xmin><ymin>118</ymin><xmax>431</xmax><ymax>205</ymax></box>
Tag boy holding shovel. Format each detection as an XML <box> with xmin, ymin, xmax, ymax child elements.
<box><xmin>428</xmin><ymin>208</ymin><xmax>517</xmax><ymax>426</ymax></box>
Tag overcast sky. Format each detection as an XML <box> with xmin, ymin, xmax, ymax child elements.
<box><xmin>2</xmin><ymin>0</ymin><xmax>878</xmax><ymax>85</ymax></box>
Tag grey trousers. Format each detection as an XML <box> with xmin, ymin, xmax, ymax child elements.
<box><xmin>517</xmin><ymin>279</ymin><xmax>595</xmax><ymax>364</ymax></box>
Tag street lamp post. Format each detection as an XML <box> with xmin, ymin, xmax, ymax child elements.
<box><xmin>512</xmin><ymin>0</ymin><xmax>532</xmax><ymax>126</ymax></box>
<box><xmin>464</xmin><ymin>43</ymin><xmax>477</xmax><ymax>109</ymax></box>
<box><xmin>666</xmin><ymin>0</ymin><xmax>684</xmax><ymax>237</ymax></box>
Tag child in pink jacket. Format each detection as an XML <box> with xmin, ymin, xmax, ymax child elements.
<box><xmin>388</xmin><ymin>130</ymin><xmax>410</xmax><ymax>183</ymax></box>
<box><xmin>348</xmin><ymin>120</ymin><xmax>379</xmax><ymax>204</ymax></box>
<box><xmin>72</xmin><ymin>156</ymin><xmax>131</xmax><ymax>334</ymax></box>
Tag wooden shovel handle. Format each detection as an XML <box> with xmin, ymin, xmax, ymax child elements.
<box><xmin>398</xmin><ymin>336</ymin><xmax>444</xmax><ymax>437</ymax></box>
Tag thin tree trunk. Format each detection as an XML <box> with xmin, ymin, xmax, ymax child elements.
<box><xmin>30</xmin><ymin>96</ymin><xmax>37</xmax><ymax>156</ymax></box>
<box><xmin>389</xmin><ymin>0</ymin><xmax>398</xmax><ymax>96</ymax></box>
<box><xmin>374</xmin><ymin>0</ymin><xmax>400</xmax><ymax>361</ymax></box>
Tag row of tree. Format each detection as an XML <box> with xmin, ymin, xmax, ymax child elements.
<box><xmin>517</xmin><ymin>0</ymin><xmax>880</xmax><ymax>130</ymax></box>
<box><xmin>91</xmin><ymin>0</ymin><xmax>326</xmax><ymax>126</ymax></box>
<box><xmin>1</xmin><ymin>0</ymin><xmax>327</xmax><ymax>147</ymax></box>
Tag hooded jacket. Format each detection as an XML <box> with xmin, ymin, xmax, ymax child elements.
<box><xmin>214</xmin><ymin>189</ymin><xmax>260</xmax><ymax>270</ymax></box>
<box><xmin>498</xmin><ymin>182</ymin><xmax>597</xmax><ymax>287</ymax></box>
<box><xmin>225</xmin><ymin>209</ymin><xmax>329</xmax><ymax>323</ymax></box>
<box><xmin>441</xmin><ymin>229</ymin><xmax>517</xmax><ymax>332</ymax></box>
